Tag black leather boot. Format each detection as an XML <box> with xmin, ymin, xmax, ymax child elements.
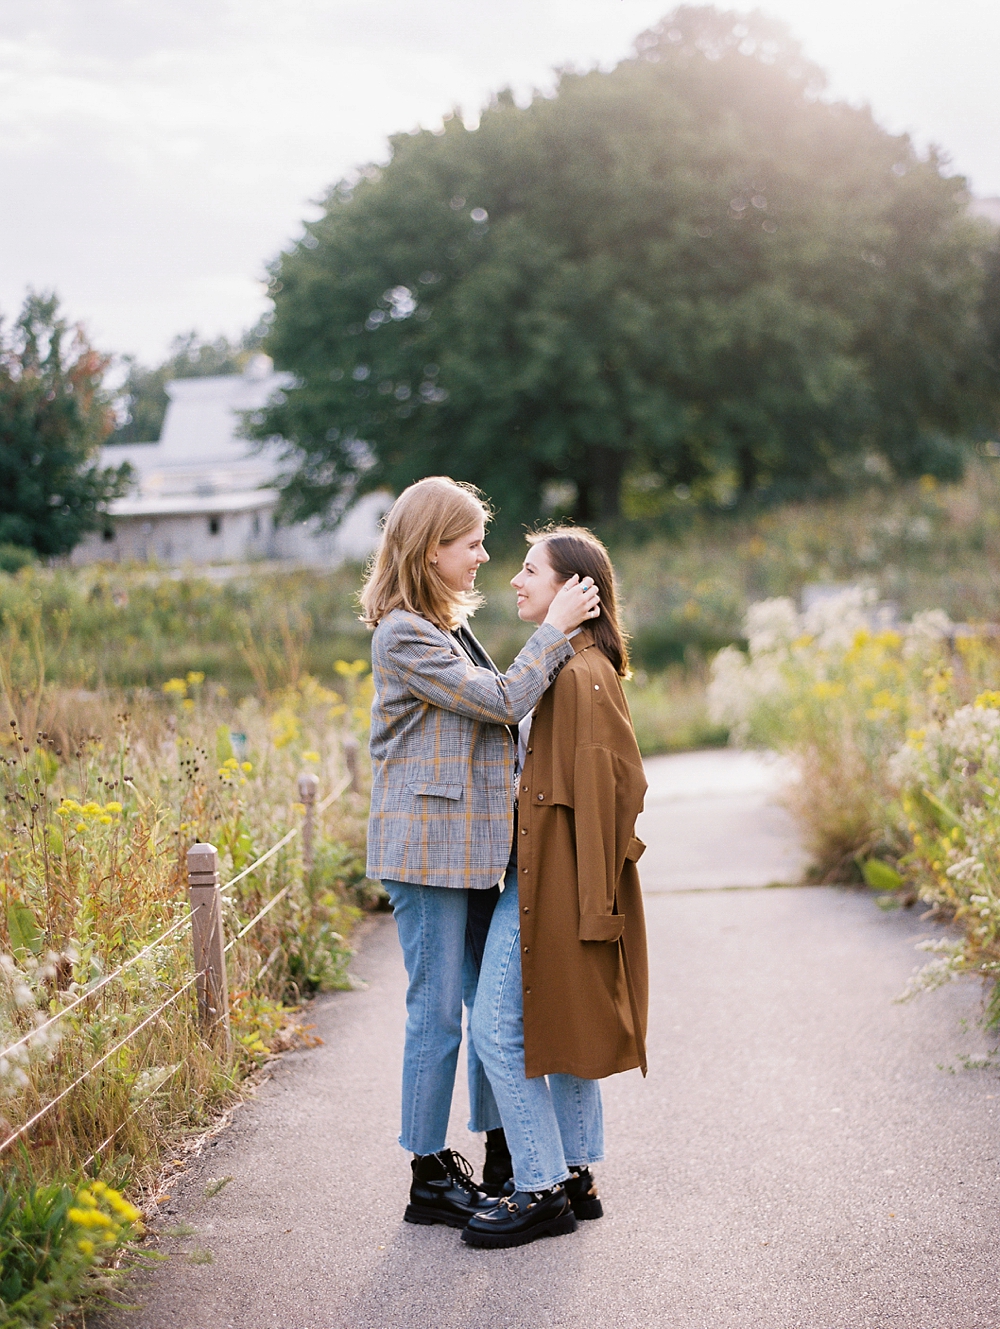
<box><xmin>482</xmin><ymin>1128</ymin><xmax>513</xmax><ymax>1191</ymax></box>
<box><xmin>461</xmin><ymin>1185</ymin><xmax>577</xmax><ymax>1249</ymax></box>
<box><xmin>565</xmin><ymin>1165</ymin><xmax>603</xmax><ymax>1220</ymax></box>
<box><xmin>404</xmin><ymin>1149</ymin><xmax>498</xmax><ymax>1229</ymax></box>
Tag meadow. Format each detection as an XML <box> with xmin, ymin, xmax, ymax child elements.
<box><xmin>4</xmin><ymin>460</ymin><xmax>1000</xmax><ymax>1320</ymax></box>
<box><xmin>0</xmin><ymin>657</ymin><xmax>373</xmax><ymax>1324</ymax></box>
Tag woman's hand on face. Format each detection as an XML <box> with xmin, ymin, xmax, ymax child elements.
<box><xmin>543</xmin><ymin>574</ymin><xmax>601</xmax><ymax>635</ymax></box>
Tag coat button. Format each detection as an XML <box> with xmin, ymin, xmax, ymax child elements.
<box><xmin>526</xmin><ymin>746</ymin><xmax>532</xmax><ymax>753</ymax></box>
<box><xmin>523</xmin><ymin>946</ymin><xmax>529</xmax><ymax>953</ymax></box>
<box><xmin>525</xmin><ymin>988</ymin><xmax>531</xmax><ymax>995</ymax></box>
<box><xmin>537</xmin><ymin>793</ymin><xmax>544</xmax><ymax>801</ymax></box>
<box><xmin>522</xmin><ymin>905</ymin><xmax>529</xmax><ymax>912</ymax></box>
<box><xmin>521</xmin><ymin>827</ymin><xmax>527</xmax><ymax>835</ymax></box>
<box><xmin>522</xmin><ymin>866</ymin><xmax>528</xmax><ymax>873</ymax></box>
<box><xmin>594</xmin><ymin>684</ymin><xmax>600</xmax><ymax>690</ymax></box>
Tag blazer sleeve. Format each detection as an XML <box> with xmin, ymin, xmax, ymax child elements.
<box><xmin>375</xmin><ymin>612</ymin><xmax>573</xmax><ymax>724</ymax></box>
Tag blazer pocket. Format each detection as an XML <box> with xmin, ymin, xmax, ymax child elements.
<box><xmin>407</xmin><ymin>781</ymin><xmax>464</xmax><ymax>800</ymax></box>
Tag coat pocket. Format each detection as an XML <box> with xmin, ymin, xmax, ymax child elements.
<box><xmin>407</xmin><ymin>780</ymin><xmax>464</xmax><ymax>800</ymax></box>
<box><xmin>625</xmin><ymin>835</ymin><xmax>646</xmax><ymax>862</ymax></box>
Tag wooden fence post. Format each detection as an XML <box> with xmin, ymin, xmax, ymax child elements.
<box><xmin>297</xmin><ymin>772</ymin><xmax>319</xmax><ymax>873</ymax></box>
<box><xmin>187</xmin><ymin>843</ymin><xmax>231</xmax><ymax>1054</ymax></box>
<box><xmin>343</xmin><ymin>734</ymin><xmax>361</xmax><ymax>794</ymax></box>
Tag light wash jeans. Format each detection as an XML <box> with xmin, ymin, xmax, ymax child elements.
<box><xmin>384</xmin><ymin>880</ymin><xmax>503</xmax><ymax>1155</ymax></box>
<box><xmin>471</xmin><ymin>864</ymin><xmax>604</xmax><ymax>1191</ymax></box>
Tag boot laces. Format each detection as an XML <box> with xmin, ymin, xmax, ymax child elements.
<box><xmin>439</xmin><ymin>1149</ymin><xmax>476</xmax><ymax>1190</ymax></box>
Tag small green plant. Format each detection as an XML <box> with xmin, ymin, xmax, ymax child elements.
<box><xmin>0</xmin><ymin>1172</ymin><xmax>141</xmax><ymax>1327</ymax></box>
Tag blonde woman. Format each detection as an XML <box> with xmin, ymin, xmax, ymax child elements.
<box><xmin>360</xmin><ymin>478</ymin><xmax>600</xmax><ymax>1229</ymax></box>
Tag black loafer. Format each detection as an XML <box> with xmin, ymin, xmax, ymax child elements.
<box><xmin>565</xmin><ymin>1166</ymin><xmax>603</xmax><ymax>1220</ymax></box>
<box><xmin>404</xmin><ymin>1149</ymin><xmax>499</xmax><ymax>1229</ymax></box>
<box><xmin>461</xmin><ymin>1186</ymin><xmax>577</xmax><ymax>1249</ymax></box>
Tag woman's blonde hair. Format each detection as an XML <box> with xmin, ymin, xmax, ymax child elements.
<box><xmin>359</xmin><ymin>477</ymin><xmax>491</xmax><ymax>629</ymax></box>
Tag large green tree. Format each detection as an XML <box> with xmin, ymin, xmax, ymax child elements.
<box><xmin>255</xmin><ymin>4</ymin><xmax>998</xmax><ymax>529</ymax></box>
<box><xmin>0</xmin><ymin>293</ymin><xmax>131</xmax><ymax>557</ymax></box>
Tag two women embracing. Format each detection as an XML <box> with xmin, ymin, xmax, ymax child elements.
<box><xmin>361</xmin><ymin>476</ymin><xmax>648</xmax><ymax>1250</ymax></box>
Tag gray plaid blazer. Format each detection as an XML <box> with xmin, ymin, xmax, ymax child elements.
<box><xmin>367</xmin><ymin>608</ymin><xmax>574</xmax><ymax>890</ymax></box>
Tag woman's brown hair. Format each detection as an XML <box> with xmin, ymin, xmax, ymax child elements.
<box><xmin>527</xmin><ymin>526</ymin><xmax>630</xmax><ymax>677</ymax></box>
<box><xmin>360</xmin><ymin>477</ymin><xmax>491</xmax><ymax>629</ymax></box>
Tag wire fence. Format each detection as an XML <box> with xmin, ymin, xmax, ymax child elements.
<box><xmin>0</xmin><ymin>767</ymin><xmax>355</xmax><ymax>1162</ymax></box>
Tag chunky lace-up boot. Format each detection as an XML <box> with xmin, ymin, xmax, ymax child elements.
<box><xmin>482</xmin><ymin>1128</ymin><xmax>513</xmax><ymax>1191</ymax></box>
<box><xmin>404</xmin><ymin>1149</ymin><xmax>499</xmax><ymax>1229</ymax></box>
<box><xmin>461</xmin><ymin>1185</ymin><xmax>577</xmax><ymax>1249</ymax></box>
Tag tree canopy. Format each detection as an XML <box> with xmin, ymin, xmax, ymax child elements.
<box><xmin>255</xmin><ymin>4</ymin><xmax>999</xmax><ymax>531</ymax></box>
<box><xmin>0</xmin><ymin>293</ymin><xmax>131</xmax><ymax>557</ymax></box>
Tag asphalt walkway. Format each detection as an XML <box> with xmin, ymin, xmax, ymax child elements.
<box><xmin>112</xmin><ymin>751</ymin><xmax>1000</xmax><ymax>1328</ymax></box>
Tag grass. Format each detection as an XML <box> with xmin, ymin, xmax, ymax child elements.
<box><xmin>0</xmin><ymin>634</ymin><xmax>375</xmax><ymax>1321</ymax></box>
<box><xmin>709</xmin><ymin>583</ymin><xmax>1000</xmax><ymax>1014</ymax></box>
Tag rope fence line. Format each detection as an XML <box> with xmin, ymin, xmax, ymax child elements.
<box><xmin>224</xmin><ymin>886</ymin><xmax>292</xmax><ymax>955</ymax></box>
<box><xmin>0</xmin><ymin>974</ymin><xmax>200</xmax><ymax>1158</ymax></box>
<box><xmin>0</xmin><ymin>910</ymin><xmax>195</xmax><ymax>1065</ymax></box>
<box><xmin>82</xmin><ymin>1058</ymin><xmax>187</xmax><ymax>1170</ymax></box>
<box><xmin>0</xmin><ymin>764</ymin><xmax>358</xmax><ymax>1155</ymax></box>
<box><xmin>0</xmin><ymin>769</ymin><xmax>354</xmax><ymax>1067</ymax></box>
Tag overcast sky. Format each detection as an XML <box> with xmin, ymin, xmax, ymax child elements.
<box><xmin>2</xmin><ymin>0</ymin><xmax>998</xmax><ymax>365</ymax></box>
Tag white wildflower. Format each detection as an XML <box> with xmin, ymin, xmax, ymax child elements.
<box><xmin>903</xmin><ymin>608</ymin><xmax>953</xmax><ymax>659</ymax></box>
<box><xmin>744</xmin><ymin>598</ymin><xmax>800</xmax><ymax>655</ymax></box>
<box><xmin>802</xmin><ymin>586</ymin><xmax>876</xmax><ymax>652</ymax></box>
<box><xmin>943</xmin><ymin>705</ymin><xmax>1000</xmax><ymax>762</ymax></box>
<box><xmin>945</xmin><ymin>856</ymin><xmax>985</xmax><ymax>882</ymax></box>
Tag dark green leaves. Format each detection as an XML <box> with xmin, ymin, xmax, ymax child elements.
<box><xmin>254</xmin><ymin>4</ymin><xmax>998</xmax><ymax>532</ymax></box>
<box><xmin>0</xmin><ymin>293</ymin><xmax>131</xmax><ymax>557</ymax></box>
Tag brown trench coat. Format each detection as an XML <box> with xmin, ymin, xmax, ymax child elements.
<box><xmin>516</xmin><ymin>630</ymin><xmax>649</xmax><ymax>1080</ymax></box>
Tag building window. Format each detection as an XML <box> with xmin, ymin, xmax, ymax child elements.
<box><xmin>209</xmin><ymin>516</ymin><xmax>220</xmax><ymax>535</ymax></box>
<box><xmin>102</xmin><ymin>527</ymin><xmax>114</xmax><ymax>543</ymax></box>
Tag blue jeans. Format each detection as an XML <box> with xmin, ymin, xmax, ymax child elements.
<box><xmin>471</xmin><ymin>866</ymin><xmax>604</xmax><ymax>1191</ymax></box>
<box><xmin>384</xmin><ymin>880</ymin><xmax>503</xmax><ymax>1155</ymax></box>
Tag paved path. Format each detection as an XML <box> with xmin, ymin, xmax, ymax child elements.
<box><xmin>112</xmin><ymin>752</ymin><xmax>1000</xmax><ymax>1328</ymax></box>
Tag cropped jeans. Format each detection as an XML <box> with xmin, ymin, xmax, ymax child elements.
<box><xmin>471</xmin><ymin>863</ymin><xmax>604</xmax><ymax>1192</ymax></box>
<box><xmin>384</xmin><ymin>880</ymin><xmax>503</xmax><ymax>1156</ymax></box>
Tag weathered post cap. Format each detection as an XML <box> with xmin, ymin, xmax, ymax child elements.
<box><xmin>187</xmin><ymin>842</ymin><xmax>220</xmax><ymax>885</ymax></box>
<box><xmin>297</xmin><ymin>772</ymin><xmax>320</xmax><ymax>802</ymax></box>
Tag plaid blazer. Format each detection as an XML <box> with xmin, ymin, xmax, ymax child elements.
<box><xmin>367</xmin><ymin>608</ymin><xmax>574</xmax><ymax>890</ymax></box>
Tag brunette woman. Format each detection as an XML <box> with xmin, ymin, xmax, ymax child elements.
<box><xmin>361</xmin><ymin>480</ymin><xmax>601</xmax><ymax>1229</ymax></box>
<box><xmin>465</xmin><ymin>527</ymin><xmax>648</xmax><ymax>1249</ymax></box>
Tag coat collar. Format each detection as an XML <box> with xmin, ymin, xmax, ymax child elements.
<box><xmin>570</xmin><ymin>627</ymin><xmax>595</xmax><ymax>655</ymax></box>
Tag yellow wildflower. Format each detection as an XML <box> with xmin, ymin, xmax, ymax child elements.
<box><xmin>975</xmin><ymin>691</ymin><xmax>1000</xmax><ymax>710</ymax></box>
<box><xmin>104</xmin><ymin>802</ymin><xmax>123</xmax><ymax>814</ymax></box>
<box><xmin>162</xmin><ymin>678</ymin><xmax>187</xmax><ymax>697</ymax></box>
<box><xmin>186</xmin><ymin>671</ymin><xmax>205</xmax><ymax>686</ymax></box>
<box><xmin>302</xmin><ymin>752</ymin><xmax>319</xmax><ymax>764</ymax></box>
<box><xmin>181</xmin><ymin>698</ymin><xmax>195</xmax><ymax>711</ymax></box>
<box><xmin>77</xmin><ymin>1238</ymin><xmax>95</xmax><ymax>1257</ymax></box>
<box><xmin>240</xmin><ymin>761</ymin><xmax>253</xmax><ymax>772</ymax></box>
<box><xmin>99</xmin><ymin>815</ymin><xmax>112</xmax><ymax>825</ymax></box>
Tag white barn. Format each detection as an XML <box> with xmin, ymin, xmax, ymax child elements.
<box><xmin>71</xmin><ymin>356</ymin><xmax>388</xmax><ymax>568</ymax></box>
